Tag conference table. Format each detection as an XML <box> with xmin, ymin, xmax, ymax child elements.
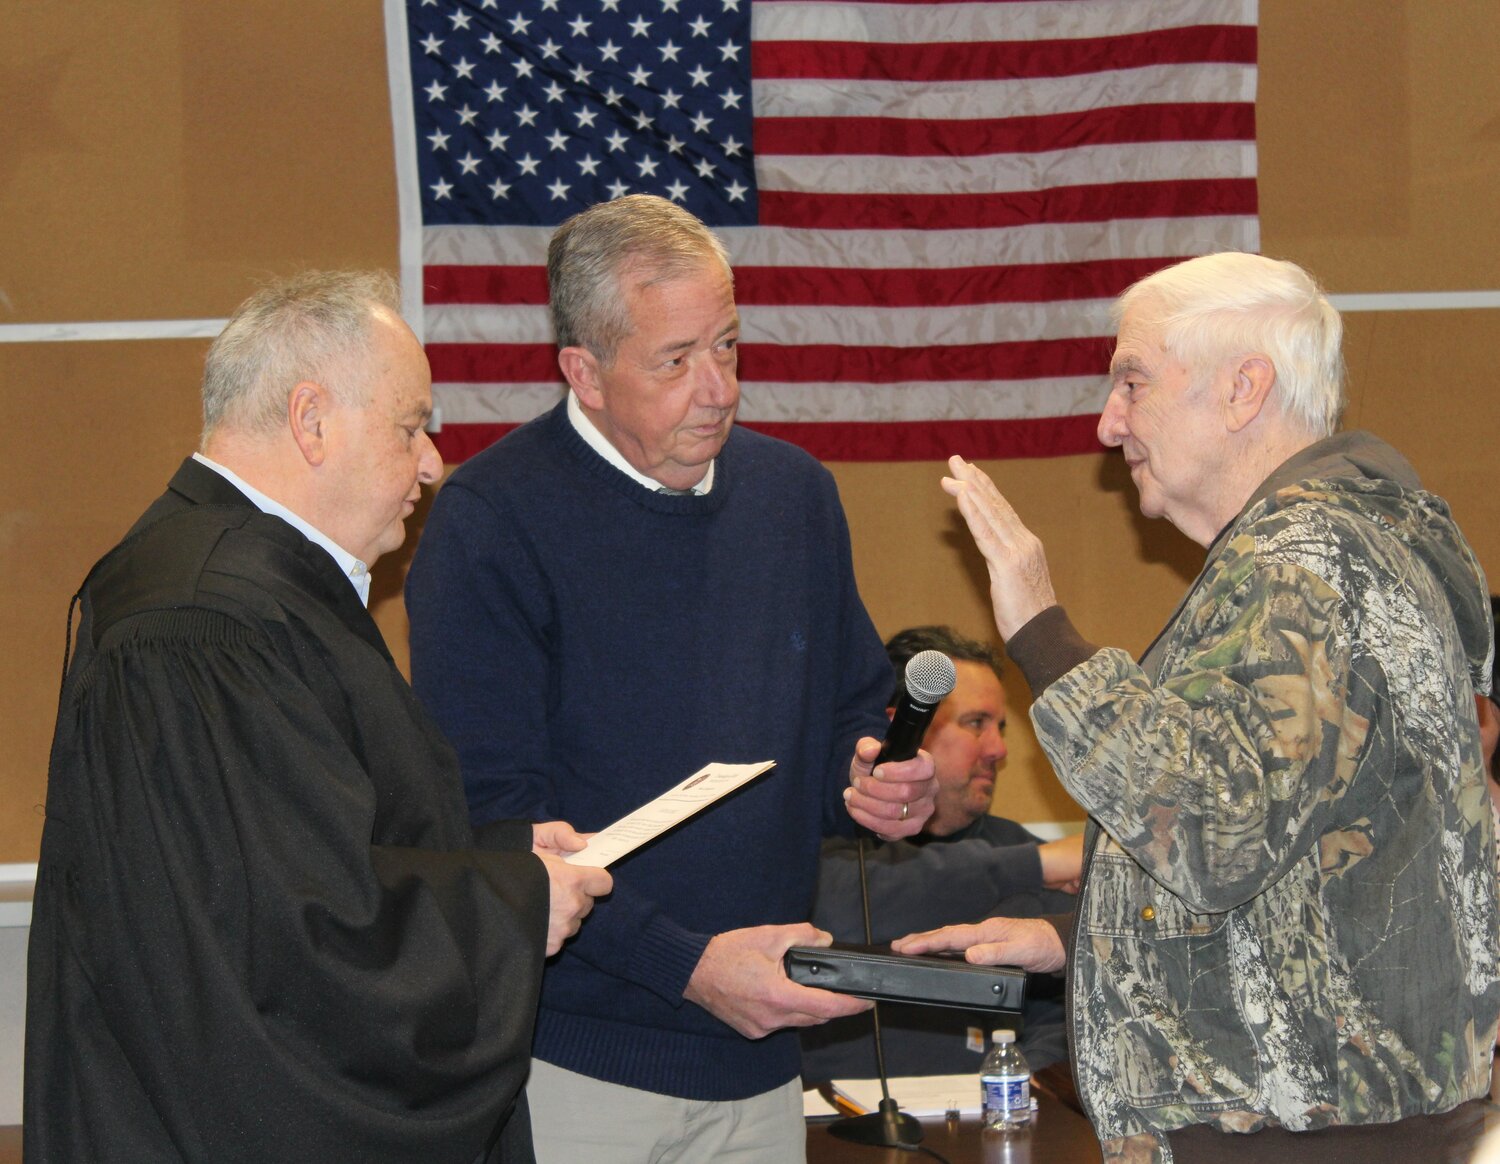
<box><xmin>807</xmin><ymin>1085</ymin><xmax>1102</xmax><ymax>1164</ymax></box>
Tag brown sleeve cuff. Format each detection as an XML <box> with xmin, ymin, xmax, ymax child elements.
<box><xmin>1005</xmin><ymin>604</ymin><xmax>1098</xmax><ymax>695</ymax></box>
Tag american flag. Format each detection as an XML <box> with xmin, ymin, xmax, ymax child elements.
<box><xmin>385</xmin><ymin>0</ymin><xmax>1258</xmax><ymax>464</ymax></box>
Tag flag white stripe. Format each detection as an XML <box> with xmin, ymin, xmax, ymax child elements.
<box><xmin>424</xmin><ymin>299</ymin><xmax>1118</xmax><ymax>346</ymax></box>
<box><xmin>752</xmin><ymin>0</ymin><xmax>1256</xmax><ymax>44</ymax></box>
<box><xmin>757</xmin><ymin>141</ymin><xmax>1256</xmax><ymax>196</ymax></box>
<box><xmin>753</xmin><ymin>64</ymin><xmax>1258</xmax><ymax>121</ymax></box>
<box><xmin>421</xmin><ymin>216</ymin><xmax>1260</xmax><ymax>271</ymax></box>
<box><xmin>431</xmin><ymin>377</ymin><xmax>1110</xmax><ymax>425</ymax></box>
<box><xmin>432</xmin><ymin>384</ymin><xmax>568</xmax><ymax>425</ymax></box>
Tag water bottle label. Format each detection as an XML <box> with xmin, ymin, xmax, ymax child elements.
<box><xmin>982</xmin><ymin>1075</ymin><xmax>1030</xmax><ymax>1113</ymax></box>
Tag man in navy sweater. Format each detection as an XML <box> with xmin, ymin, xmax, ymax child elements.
<box><xmin>406</xmin><ymin>195</ymin><xmax>937</xmax><ymax>1163</ymax></box>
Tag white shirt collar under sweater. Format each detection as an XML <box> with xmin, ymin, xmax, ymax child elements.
<box><xmin>191</xmin><ymin>452</ymin><xmax>372</xmax><ymax>606</ymax></box>
<box><xmin>565</xmin><ymin>391</ymin><xmax>715</xmax><ymax>495</ymax></box>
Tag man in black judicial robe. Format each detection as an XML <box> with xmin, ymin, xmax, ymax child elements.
<box><xmin>24</xmin><ymin>271</ymin><xmax>611</xmax><ymax>1164</ymax></box>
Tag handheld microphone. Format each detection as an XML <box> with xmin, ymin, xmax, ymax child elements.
<box><xmin>875</xmin><ymin>649</ymin><xmax>957</xmax><ymax>765</ymax></box>
<box><xmin>831</xmin><ymin>647</ymin><xmax>957</xmax><ymax>1151</ymax></box>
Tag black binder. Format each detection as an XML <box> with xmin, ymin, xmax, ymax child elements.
<box><xmin>784</xmin><ymin>942</ymin><xmax>1026</xmax><ymax>1012</ymax></box>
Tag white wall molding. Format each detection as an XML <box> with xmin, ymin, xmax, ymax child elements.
<box><xmin>0</xmin><ymin>866</ymin><xmax>34</xmax><ymax>930</ymax></box>
<box><xmin>0</xmin><ymin>319</ymin><xmax>228</xmax><ymax>343</ymax></box>
<box><xmin>1329</xmin><ymin>290</ymin><xmax>1500</xmax><ymax>312</ymax></box>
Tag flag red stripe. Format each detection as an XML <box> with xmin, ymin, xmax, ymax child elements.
<box><xmin>428</xmin><ymin>344</ymin><xmax>561</xmax><ymax>382</ymax></box>
<box><xmin>754</xmin><ymin>102</ymin><xmax>1255</xmax><ymax>157</ymax></box>
<box><xmin>742</xmin><ymin>415</ymin><xmax>1106</xmax><ymax>460</ymax></box>
<box><xmin>743</xmin><ymin>338</ymin><xmax>1112</xmax><ymax>381</ymax></box>
<box><xmin>432</xmin><ymin>414</ymin><xmax>1108</xmax><ymax>464</ymax></box>
<box><xmin>753</xmin><ymin>25</ymin><xmax>1256</xmax><ymax>82</ymax></box>
<box><xmin>732</xmin><ymin>256</ymin><xmax>1176</xmax><ymax>308</ymax></box>
<box><xmin>427</xmin><ymin>336</ymin><xmax>1111</xmax><ymax>383</ymax></box>
<box><xmin>424</xmin><ymin>266</ymin><xmax>549</xmax><ymax>305</ymax></box>
<box><xmin>423</xmin><ymin>255</ymin><xmax>1178</xmax><ymax>308</ymax></box>
<box><xmin>757</xmin><ymin>178</ymin><xmax>1257</xmax><ymax>230</ymax></box>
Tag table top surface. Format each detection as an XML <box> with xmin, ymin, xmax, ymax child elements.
<box><xmin>808</xmin><ymin>1091</ymin><xmax>1101</xmax><ymax>1164</ymax></box>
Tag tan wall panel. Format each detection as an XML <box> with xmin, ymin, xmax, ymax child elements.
<box><xmin>1</xmin><ymin>2</ymin><xmax>394</xmax><ymax>322</ymax></box>
<box><xmin>1258</xmin><ymin>1</ymin><xmax>1500</xmax><ymax>289</ymax></box>
<box><xmin>0</xmin><ymin>341</ymin><xmax>209</xmax><ymax>858</ymax></box>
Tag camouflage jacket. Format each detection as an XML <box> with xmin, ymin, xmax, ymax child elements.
<box><xmin>1026</xmin><ymin>433</ymin><xmax>1498</xmax><ymax>1162</ymax></box>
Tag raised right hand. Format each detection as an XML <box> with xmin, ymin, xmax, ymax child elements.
<box><xmin>892</xmin><ymin>916</ymin><xmax>1067</xmax><ymax>973</ymax></box>
<box><xmin>940</xmin><ymin>455</ymin><xmax>1058</xmax><ymax>640</ymax></box>
<box><xmin>537</xmin><ymin>854</ymin><xmax>612</xmax><ymax>956</ymax></box>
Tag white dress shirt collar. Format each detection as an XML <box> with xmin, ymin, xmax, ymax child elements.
<box><xmin>565</xmin><ymin>391</ymin><xmax>715</xmax><ymax>495</ymax></box>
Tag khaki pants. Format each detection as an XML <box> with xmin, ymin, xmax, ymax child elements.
<box><xmin>527</xmin><ymin>1059</ymin><xmax>805</xmax><ymax>1164</ymax></box>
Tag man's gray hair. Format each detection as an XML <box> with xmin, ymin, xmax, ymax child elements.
<box><xmin>201</xmin><ymin>269</ymin><xmax>402</xmax><ymax>442</ymax></box>
<box><xmin>1112</xmin><ymin>252</ymin><xmax>1346</xmax><ymax>438</ymax></box>
<box><xmin>547</xmin><ymin>194</ymin><xmax>732</xmax><ymax>365</ymax></box>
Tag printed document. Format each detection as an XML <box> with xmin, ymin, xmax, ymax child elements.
<box><xmin>564</xmin><ymin>760</ymin><xmax>775</xmax><ymax>868</ymax></box>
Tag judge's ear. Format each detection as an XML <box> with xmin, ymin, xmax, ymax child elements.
<box><xmin>1225</xmin><ymin>355</ymin><xmax>1277</xmax><ymax>433</ymax></box>
<box><xmin>288</xmin><ymin>380</ymin><xmax>333</xmax><ymax>466</ymax></box>
<box><xmin>558</xmin><ymin>346</ymin><xmax>605</xmax><ymax>411</ymax></box>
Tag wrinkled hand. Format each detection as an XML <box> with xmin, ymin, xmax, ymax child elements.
<box><xmin>845</xmin><ymin>737</ymin><xmax>936</xmax><ymax>841</ymax></box>
<box><xmin>1038</xmin><ymin>833</ymin><xmax>1084</xmax><ymax>893</ymax></box>
<box><xmin>683</xmin><ymin>923</ymin><xmax>871</xmax><ymax>1039</ymax></box>
<box><xmin>532</xmin><ymin>819</ymin><xmax>591</xmax><ymax>858</ymax></box>
<box><xmin>941</xmin><ymin>455</ymin><xmax>1057</xmax><ymax>640</ymax></box>
<box><xmin>537</xmin><ymin>855</ymin><xmax>612</xmax><ymax>957</ymax></box>
<box><xmin>893</xmin><ymin>916</ymin><xmax>1067</xmax><ymax>973</ymax></box>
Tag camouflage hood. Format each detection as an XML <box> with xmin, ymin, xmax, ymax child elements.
<box><xmin>1224</xmin><ymin>429</ymin><xmax>1493</xmax><ymax>696</ymax></box>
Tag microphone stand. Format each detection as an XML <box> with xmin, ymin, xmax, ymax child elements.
<box><xmin>826</xmin><ymin>835</ymin><xmax>924</xmax><ymax>1149</ymax></box>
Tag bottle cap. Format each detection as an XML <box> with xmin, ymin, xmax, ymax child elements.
<box><xmin>992</xmin><ymin>1029</ymin><xmax>1015</xmax><ymax>1044</ymax></box>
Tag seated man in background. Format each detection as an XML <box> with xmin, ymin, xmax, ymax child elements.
<box><xmin>802</xmin><ymin>625</ymin><xmax>1082</xmax><ymax>1081</ymax></box>
<box><xmin>25</xmin><ymin>271</ymin><xmax>611</xmax><ymax>1164</ymax></box>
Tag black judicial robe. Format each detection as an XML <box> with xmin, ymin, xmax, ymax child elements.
<box><xmin>25</xmin><ymin>459</ymin><xmax>550</xmax><ymax>1163</ymax></box>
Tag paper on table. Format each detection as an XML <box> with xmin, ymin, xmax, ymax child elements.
<box><xmin>803</xmin><ymin>1075</ymin><xmax>981</xmax><ymax>1119</ymax></box>
<box><xmin>563</xmin><ymin>760</ymin><xmax>776</xmax><ymax>868</ymax></box>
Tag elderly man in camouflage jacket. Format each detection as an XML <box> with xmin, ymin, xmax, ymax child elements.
<box><xmin>897</xmin><ymin>252</ymin><xmax>1498</xmax><ymax>1163</ymax></box>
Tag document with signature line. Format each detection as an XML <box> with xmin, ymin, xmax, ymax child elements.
<box><xmin>563</xmin><ymin>760</ymin><xmax>776</xmax><ymax>868</ymax></box>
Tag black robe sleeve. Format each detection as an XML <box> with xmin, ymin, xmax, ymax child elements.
<box><xmin>26</xmin><ymin>603</ymin><xmax>549</xmax><ymax>1164</ymax></box>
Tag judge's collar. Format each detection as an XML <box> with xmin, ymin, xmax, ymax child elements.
<box><xmin>191</xmin><ymin>453</ymin><xmax>372</xmax><ymax>606</ymax></box>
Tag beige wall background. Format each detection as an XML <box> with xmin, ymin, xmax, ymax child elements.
<box><xmin>3</xmin><ymin>2</ymin><xmax>1498</xmax><ymax>859</ymax></box>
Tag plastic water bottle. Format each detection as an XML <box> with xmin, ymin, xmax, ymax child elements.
<box><xmin>980</xmin><ymin>1028</ymin><xmax>1031</xmax><ymax>1130</ymax></box>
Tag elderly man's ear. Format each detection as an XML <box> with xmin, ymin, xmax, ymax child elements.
<box><xmin>558</xmin><ymin>347</ymin><xmax>605</xmax><ymax>411</ymax></box>
<box><xmin>289</xmin><ymin>380</ymin><xmax>332</xmax><ymax>466</ymax></box>
<box><xmin>1225</xmin><ymin>356</ymin><xmax>1276</xmax><ymax>433</ymax></box>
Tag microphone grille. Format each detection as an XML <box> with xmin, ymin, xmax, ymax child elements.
<box><xmin>903</xmin><ymin>649</ymin><xmax>957</xmax><ymax>705</ymax></box>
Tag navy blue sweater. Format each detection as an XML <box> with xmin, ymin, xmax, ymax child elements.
<box><xmin>406</xmin><ymin>401</ymin><xmax>893</xmax><ymax>1100</ymax></box>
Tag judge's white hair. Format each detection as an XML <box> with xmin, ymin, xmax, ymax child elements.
<box><xmin>201</xmin><ymin>270</ymin><xmax>401</xmax><ymax>442</ymax></box>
